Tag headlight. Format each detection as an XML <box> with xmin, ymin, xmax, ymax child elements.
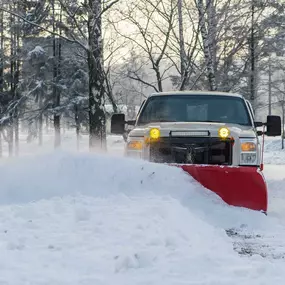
<box><xmin>241</xmin><ymin>142</ymin><xmax>256</xmax><ymax>151</ymax></box>
<box><xmin>240</xmin><ymin>139</ymin><xmax>257</xmax><ymax>165</ymax></box>
<box><xmin>127</xmin><ymin>140</ymin><xmax>143</xmax><ymax>150</ymax></box>
<box><xmin>125</xmin><ymin>139</ymin><xmax>143</xmax><ymax>159</ymax></box>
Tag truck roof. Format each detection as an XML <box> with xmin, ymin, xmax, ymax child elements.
<box><xmin>149</xmin><ymin>90</ymin><xmax>243</xmax><ymax>98</ymax></box>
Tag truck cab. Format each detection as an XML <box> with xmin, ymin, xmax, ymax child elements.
<box><xmin>110</xmin><ymin>91</ymin><xmax>281</xmax><ymax>168</ymax></box>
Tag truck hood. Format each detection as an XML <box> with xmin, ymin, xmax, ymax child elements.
<box><xmin>129</xmin><ymin>122</ymin><xmax>256</xmax><ymax>138</ymax></box>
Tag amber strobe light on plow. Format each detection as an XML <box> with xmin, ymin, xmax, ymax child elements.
<box><xmin>177</xmin><ymin>164</ymin><xmax>268</xmax><ymax>213</ymax></box>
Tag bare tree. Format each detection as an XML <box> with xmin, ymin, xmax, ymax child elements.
<box><xmin>110</xmin><ymin>0</ymin><xmax>177</xmax><ymax>93</ymax></box>
<box><xmin>0</xmin><ymin>5</ymin><xmax>4</xmax><ymax>157</ymax></box>
<box><xmin>270</xmin><ymin>63</ymin><xmax>285</xmax><ymax>149</ymax></box>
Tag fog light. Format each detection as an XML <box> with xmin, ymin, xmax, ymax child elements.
<box><xmin>149</xmin><ymin>128</ymin><xmax>160</xmax><ymax>139</ymax></box>
<box><xmin>218</xmin><ymin>127</ymin><xmax>230</xmax><ymax>138</ymax></box>
<box><xmin>127</xmin><ymin>140</ymin><xmax>143</xmax><ymax>150</ymax></box>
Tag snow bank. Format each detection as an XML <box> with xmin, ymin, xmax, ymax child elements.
<box><xmin>0</xmin><ymin>151</ymin><xmax>265</xmax><ymax>227</ymax></box>
<box><xmin>0</xmin><ymin>152</ymin><xmax>285</xmax><ymax>284</ymax></box>
<box><xmin>263</xmin><ymin>137</ymin><xmax>285</xmax><ymax>164</ymax></box>
<box><xmin>263</xmin><ymin>164</ymin><xmax>285</xmax><ymax>221</ymax></box>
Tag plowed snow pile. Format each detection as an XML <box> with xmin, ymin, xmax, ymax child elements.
<box><xmin>0</xmin><ymin>151</ymin><xmax>285</xmax><ymax>285</ymax></box>
<box><xmin>263</xmin><ymin>137</ymin><xmax>285</xmax><ymax>164</ymax></box>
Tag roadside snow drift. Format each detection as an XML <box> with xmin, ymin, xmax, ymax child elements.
<box><xmin>0</xmin><ymin>151</ymin><xmax>285</xmax><ymax>285</ymax></box>
<box><xmin>264</xmin><ymin>137</ymin><xmax>285</xmax><ymax>165</ymax></box>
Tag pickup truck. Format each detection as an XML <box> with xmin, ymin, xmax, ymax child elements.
<box><xmin>110</xmin><ymin>91</ymin><xmax>281</xmax><ymax>168</ymax></box>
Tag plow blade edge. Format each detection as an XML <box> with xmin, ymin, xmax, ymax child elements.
<box><xmin>177</xmin><ymin>165</ymin><xmax>267</xmax><ymax>212</ymax></box>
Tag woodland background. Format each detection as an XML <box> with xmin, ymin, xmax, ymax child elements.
<box><xmin>0</xmin><ymin>0</ymin><xmax>285</xmax><ymax>156</ymax></box>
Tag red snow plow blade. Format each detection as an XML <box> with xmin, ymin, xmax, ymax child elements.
<box><xmin>176</xmin><ymin>165</ymin><xmax>267</xmax><ymax>213</ymax></box>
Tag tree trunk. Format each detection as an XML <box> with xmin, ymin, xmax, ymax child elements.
<box><xmin>8</xmin><ymin>124</ymin><xmax>13</xmax><ymax>157</ymax></box>
<box><xmin>197</xmin><ymin>0</ymin><xmax>216</xmax><ymax>91</ymax></box>
<box><xmin>249</xmin><ymin>1</ymin><xmax>256</xmax><ymax>105</ymax></box>
<box><xmin>206</xmin><ymin>0</ymin><xmax>217</xmax><ymax>73</ymax></box>
<box><xmin>87</xmin><ymin>0</ymin><xmax>106</xmax><ymax>151</ymax></box>
<box><xmin>9</xmin><ymin>6</ymin><xmax>15</xmax><ymax>157</ymax></box>
<box><xmin>45</xmin><ymin>115</ymin><xmax>49</xmax><ymax>133</ymax></box>
<box><xmin>105</xmin><ymin>72</ymin><xmax>118</xmax><ymax>113</ymax></box>
<box><xmin>155</xmin><ymin>67</ymin><xmax>163</xmax><ymax>92</ymax></box>
<box><xmin>14</xmin><ymin>116</ymin><xmax>19</xmax><ymax>156</ymax></box>
<box><xmin>281</xmin><ymin>101</ymin><xmax>285</xmax><ymax>149</ymax></box>
<box><xmin>0</xmin><ymin>129</ymin><xmax>2</xmax><ymax>158</ymax></box>
<box><xmin>0</xmin><ymin>9</ymin><xmax>3</xmax><ymax>94</ymax></box>
<box><xmin>0</xmin><ymin>10</ymin><xmax>3</xmax><ymax>158</ymax></box>
<box><xmin>52</xmin><ymin>0</ymin><xmax>61</xmax><ymax>148</ymax></box>
<box><xmin>268</xmin><ymin>56</ymin><xmax>272</xmax><ymax>115</ymax></box>
<box><xmin>178</xmin><ymin>0</ymin><xmax>188</xmax><ymax>90</ymax></box>
<box><xmin>54</xmin><ymin>110</ymin><xmax>61</xmax><ymax>148</ymax></box>
<box><xmin>39</xmin><ymin>95</ymin><xmax>43</xmax><ymax>146</ymax></box>
<box><xmin>14</xmin><ymin>15</ymin><xmax>20</xmax><ymax>156</ymax></box>
<box><xmin>75</xmin><ymin>105</ymin><xmax>80</xmax><ymax>151</ymax></box>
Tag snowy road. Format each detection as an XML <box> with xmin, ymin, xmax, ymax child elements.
<box><xmin>0</xmin><ymin>150</ymin><xmax>285</xmax><ymax>284</ymax></box>
<box><xmin>264</xmin><ymin>164</ymin><xmax>285</xmax><ymax>181</ymax></box>
<box><xmin>221</xmin><ymin>164</ymin><xmax>285</xmax><ymax>261</ymax></box>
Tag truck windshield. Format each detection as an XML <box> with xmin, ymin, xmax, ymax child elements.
<box><xmin>137</xmin><ymin>94</ymin><xmax>252</xmax><ymax>126</ymax></box>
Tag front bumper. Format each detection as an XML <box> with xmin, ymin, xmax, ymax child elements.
<box><xmin>148</xmin><ymin>135</ymin><xmax>233</xmax><ymax>165</ymax></box>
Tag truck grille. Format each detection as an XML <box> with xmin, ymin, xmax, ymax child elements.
<box><xmin>149</xmin><ymin>136</ymin><xmax>233</xmax><ymax>165</ymax></box>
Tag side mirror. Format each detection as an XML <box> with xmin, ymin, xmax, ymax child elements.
<box><xmin>266</xmin><ymin>115</ymin><xmax>281</xmax><ymax>136</ymax></box>
<box><xmin>111</xmin><ymin>113</ymin><xmax>125</xmax><ymax>134</ymax></box>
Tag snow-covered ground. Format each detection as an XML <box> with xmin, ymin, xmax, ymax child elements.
<box><xmin>0</xmin><ymin>131</ymin><xmax>285</xmax><ymax>284</ymax></box>
<box><xmin>263</xmin><ymin>136</ymin><xmax>285</xmax><ymax>165</ymax></box>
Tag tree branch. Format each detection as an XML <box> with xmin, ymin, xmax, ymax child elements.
<box><xmin>0</xmin><ymin>6</ymin><xmax>88</xmax><ymax>51</ymax></box>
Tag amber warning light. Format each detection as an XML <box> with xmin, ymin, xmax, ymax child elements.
<box><xmin>149</xmin><ymin>128</ymin><xmax>160</xmax><ymax>139</ymax></box>
<box><xmin>218</xmin><ymin>127</ymin><xmax>230</xmax><ymax>139</ymax></box>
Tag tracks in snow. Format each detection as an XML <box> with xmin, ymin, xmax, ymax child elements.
<box><xmin>226</xmin><ymin>228</ymin><xmax>285</xmax><ymax>260</ymax></box>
